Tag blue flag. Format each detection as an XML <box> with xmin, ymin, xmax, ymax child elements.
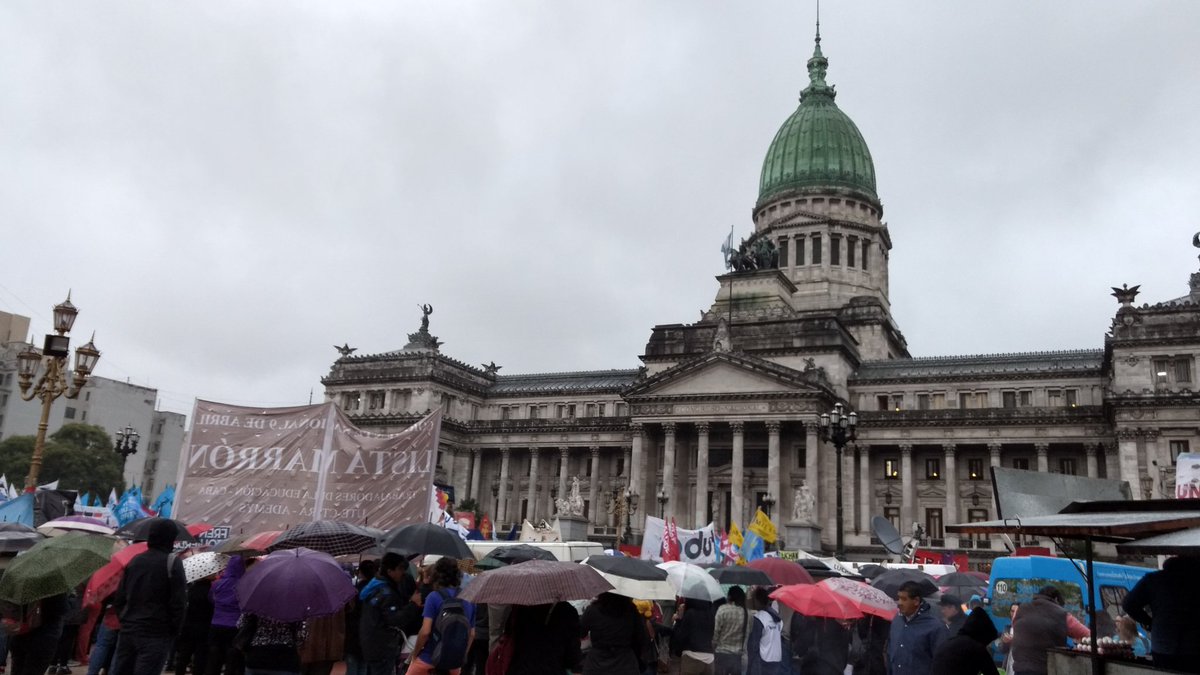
<box><xmin>0</xmin><ymin>494</ymin><xmax>35</xmax><ymax>526</ymax></box>
<box><xmin>741</xmin><ymin>530</ymin><xmax>765</xmax><ymax>563</ymax></box>
<box><xmin>151</xmin><ymin>485</ymin><xmax>175</xmax><ymax>519</ymax></box>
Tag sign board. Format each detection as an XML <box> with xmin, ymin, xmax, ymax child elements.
<box><xmin>174</xmin><ymin>401</ymin><xmax>440</xmax><ymax>541</ymax></box>
<box><xmin>1176</xmin><ymin>453</ymin><xmax>1200</xmax><ymax>498</ymax></box>
<box><xmin>639</xmin><ymin>516</ymin><xmax>719</xmax><ymax>564</ymax></box>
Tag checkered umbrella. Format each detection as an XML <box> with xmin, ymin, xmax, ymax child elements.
<box><xmin>459</xmin><ymin>560</ymin><xmax>612</xmax><ymax>605</ymax></box>
<box><xmin>267</xmin><ymin>521</ymin><xmax>379</xmax><ymax>557</ymax></box>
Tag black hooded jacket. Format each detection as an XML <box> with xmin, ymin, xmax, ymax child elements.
<box><xmin>930</xmin><ymin>607</ymin><xmax>1000</xmax><ymax>675</ymax></box>
<box><xmin>1123</xmin><ymin>555</ymin><xmax>1200</xmax><ymax>657</ymax></box>
<box><xmin>113</xmin><ymin>520</ymin><xmax>187</xmax><ymax>638</ymax></box>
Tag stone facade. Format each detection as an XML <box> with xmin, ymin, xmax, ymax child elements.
<box><xmin>320</xmin><ymin>34</ymin><xmax>1200</xmax><ymax>564</ymax></box>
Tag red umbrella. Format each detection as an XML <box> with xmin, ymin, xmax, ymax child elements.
<box><xmin>770</xmin><ymin>584</ymin><xmax>863</xmax><ymax>620</ymax></box>
<box><xmin>186</xmin><ymin>523</ymin><xmax>214</xmax><ymax>537</ymax></box>
<box><xmin>216</xmin><ymin>530</ymin><xmax>282</xmax><ymax>555</ymax></box>
<box><xmin>748</xmin><ymin>558</ymin><xmax>814</xmax><ymax>585</ymax></box>
<box><xmin>83</xmin><ymin>542</ymin><xmax>147</xmax><ymax>608</ymax></box>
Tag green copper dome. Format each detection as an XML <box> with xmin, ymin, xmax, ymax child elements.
<box><xmin>758</xmin><ymin>33</ymin><xmax>878</xmax><ymax>208</ymax></box>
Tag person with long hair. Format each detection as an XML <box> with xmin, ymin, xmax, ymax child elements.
<box><xmin>404</xmin><ymin>557</ymin><xmax>475</xmax><ymax>675</ymax></box>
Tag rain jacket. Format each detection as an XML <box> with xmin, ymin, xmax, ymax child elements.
<box><xmin>668</xmin><ymin>600</ymin><xmax>714</xmax><ymax>656</ymax></box>
<box><xmin>1123</xmin><ymin>555</ymin><xmax>1200</xmax><ymax>660</ymax></box>
<box><xmin>747</xmin><ymin>607</ymin><xmax>782</xmax><ymax>675</ymax></box>
<box><xmin>930</xmin><ymin>607</ymin><xmax>999</xmax><ymax>675</ymax></box>
<box><xmin>113</xmin><ymin>535</ymin><xmax>186</xmax><ymax>638</ymax></box>
<box><xmin>1011</xmin><ymin>594</ymin><xmax>1070</xmax><ymax>675</ymax></box>
<box><xmin>886</xmin><ymin>601</ymin><xmax>946</xmax><ymax>675</ymax></box>
<box><xmin>357</xmin><ymin>573</ymin><xmax>421</xmax><ymax>662</ymax></box>
<box><xmin>580</xmin><ymin>594</ymin><xmax>647</xmax><ymax>675</ymax></box>
<box><xmin>209</xmin><ymin>555</ymin><xmax>245</xmax><ymax>629</ymax></box>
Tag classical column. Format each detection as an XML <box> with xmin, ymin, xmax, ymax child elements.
<box><xmin>988</xmin><ymin>443</ymin><xmax>1002</xmax><ymax>468</ymax></box>
<box><xmin>1104</xmin><ymin>442</ymin><xmax>1118</xmax><ymax>481</ymax></box>
<box><xmin>943</xmin><ymin>444</ymin><xmax>958</xmax><ymax>536</ymax></box>
<box><xmin>1035</xmin><ymin>443</ymin><xmax>1050</xmax><ymax>473</ymax></box>
<box><xmin>589</xmin><ymin>446</ymin><xmax>601</xmax><ymax>523</ymax></box>
<box><xmin>525</xmin><ymin>448</ymin><xmax>539</xmax><ymax>521</ymax></box>
<box><xmin>444</xmin><ymin>449</ymin><xmax>456</xmax><ymax>489</ymax></box>
<box><xmin>469</xmin><ymin>449</ymin><xmax>482</xmax><ymax>503</ymax></box>
<box><xmin>766</xmin><ymin>421</ymin><xmax>781</xmax><ymax>529</ymax></box>
<box><xmin>900</xmin><ymin>445</ymin><xmax>914</xmax><ymax>531</ymax></box>
<box><xmin>498</xmin><ymin>448</ymin><xmax>511</xmax><ymax>525</ymax></box>
<box><xmin>661</xmin><ymin>423</ymin><xmax>677</xmax><ymax>520</ymax></box>
<box><xmin>629</xmin><ymin>423</ymin><xmax>644</xmax><ymax>526</ymax></box>
<box><xmin>558</xmin><ymin>447</ymin><xmax>570</xmax><ymax>509</ymax></box>
<box><xmin>1086</xmin><ymin>443</ymin><xmax>1099</xmax><ymax>479</ymax></box>
<box><xmin>1144</xmin><ymin>431</ymin><xmax>1164</xmax><ymax>498</ymax></box>
<box><xmin>1117</xmin><ymin>430</ymin><xmax>1142</xmax><ymax>498</ymax></box>
<box><xmin>859</xmin><ymin>446</ymin><xmax>872</xmax><ymax>532</ymax></box>
<box><xmin>622</xmin><ymin>446</ymin><xmax>631</xmax><ymax>480</ymax></box>
<box><xmin>695</xmin><ymin>422</ymin><xmax>710</xmax><ymax>527</ymax></box>
<box><xmin>731</xmin><ymin>421</ymin><xmax>745</xmax><ymax>527</ymax></box>
<box><xmin>805</xmin><ymin>422</ymin><xmax>820</xmax><ymax>523</ymax></box>
<box><xmin>842</xmin><ymin>443</ymin><xmax>855</xmax><ymax>535</ymax></box>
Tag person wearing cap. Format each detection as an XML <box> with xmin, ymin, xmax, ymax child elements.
<box><xmin>111</xmin><ymin>520</ymin><xmax>187</xmax><ymax>675</ymax></box>
<box><xmin>938</xmin><ymin>594</ymin><xmax>967</xmax><ymax>636</ymax></box>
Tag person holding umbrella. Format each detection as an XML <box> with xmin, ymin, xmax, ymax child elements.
<box><xmin>112</xmin><ymin>519</ymin><xmax>186</xmax><ymax>675</ymax></box>
<box><xmin>358</xmin><ymin>553</ymin><xmax>423</xmax><ymax>675</ymax></box>
<box><xmin>580</xmin><ymin>591</ymin><xmax>648</xmax><ymax>675</ymax></box>
<box><xmin>236</xmin><ymin>612</ymin><xmax>308</xmax><ymax>675</ymax></box>
<box><xmin>206</xmin><ymin>555</ymin><xmax>250</xmax><ymax>675</ymax></box>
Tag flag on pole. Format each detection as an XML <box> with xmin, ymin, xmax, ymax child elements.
<box><xmin>748</xmin><ymin>507</ymin><xmax>777</xmax><ymax>544</ymax></box>
<box><xmin>661</xmin><ymin>518</ymin><xmax>681</xmax><ymax>562</ymax></box>
<box><xmin>151</xmin><ymin>485</ymin><xmax>175</xmax><ymax>519</ymax></box>
<box><xmin>728</xmin><ymin>521</ymin><xmax>744</xmax><ymax>549</ymax></box>
<box><xmin>740</xmin><ymin>530</ymin><xmax>765</xmax><ymax>564</ymax></box>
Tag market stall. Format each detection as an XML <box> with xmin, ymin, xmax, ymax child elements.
<box><xmin>947</xmin><ymin>499</ymin><xmax>1200</xmax><ymax>675</ymax></box>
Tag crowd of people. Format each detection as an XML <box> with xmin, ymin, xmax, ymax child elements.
<box><xmin>4</xmin><ymin>522</ymin><xmax>1197</xmax><ymax>675</ymax></box>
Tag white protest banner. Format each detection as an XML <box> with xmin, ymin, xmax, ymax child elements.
<box><xmin>174</xmin><ymin>400</ymin><xmax>440</xmax><ymax>542</ymax></box>
<box><xmin>639</xmin><ymin>516</ymin><xmax>719</xmax><ymax>563</ymax></box>
<box><xmin>1176</xmin><ymin>453</ymin><xmax>1200</xmax><ymax>498</ymax></box>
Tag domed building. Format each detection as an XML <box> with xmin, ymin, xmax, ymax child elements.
<box><xmin>321</xmin><ymin>29</ymin><xmax>1200</xmax><ymax>566</ymax></box>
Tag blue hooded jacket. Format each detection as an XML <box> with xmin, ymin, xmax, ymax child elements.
<box><xmin>887</xmin><ymin>600</ymin><xmax>947</xmax><ymax>675</ymax></box>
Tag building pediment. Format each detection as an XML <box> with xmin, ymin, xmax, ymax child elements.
<box><xmin>625</xmin><ymin>351</ymin><xmax>835</xmax><ymax>402</ymax></box>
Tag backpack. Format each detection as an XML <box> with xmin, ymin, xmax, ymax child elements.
<box><xmin>429</xmin><ymin>590</ymin><xmax>471</xmax><ymax>671</ymax></box>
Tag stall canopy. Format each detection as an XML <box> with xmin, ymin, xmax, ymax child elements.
<box><xmin>1115</xmin><ymin>527</ymin><xmax>1200</xmax><ymax>556</ymax></box>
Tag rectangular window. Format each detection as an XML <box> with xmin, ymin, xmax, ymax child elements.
<box><xmin>925</xmin><ymin>508</ymin><xmax>944</xmax><ymax>539</ymax></box>
<box><xmin>64</xmin><ymin>407</ymin><xmax>76</xmax><ymax>419</ymax></box>
<box><xmin>811</xmin><ymin>235</ymin><xmax>822</xmax><ymax>264</ymax></box>
<box><xmin>82</xmin><ymin>410</ymin><xmax>87</xmax><ymax>421</ymax></box>
<box><xmin>501</xmin><ymin>407</ymin><xmax>512</xmax><ymax>420</ymax></box>
<box><xmin>968</xmin><ymin>458</ymin><xmax>985</xmax><ymax>480</ymax></box>
<box><xmin>884</xmin><ymin>507</ymin><xmax>900</xmax><ymax>530</ymax></box>
<box><xmin>85</xmin><ymin>391</ymin><xmax>90</xmax><ymax>401</ymax></box>
<box><xmin>1153</xmin><ymin>358</ymin><xmax>1171</xmax><ymax>384</ymax></box>
<box><xmin>831</xmin><ymin>236</ymin><xmax>841</xmax><ymax>265</ymax></box>
<box><xmin>1175</xmin><ymin>357</ymin><xmax>1193</xmax><ymax>383</ymax></box>
<box><xmin>556</xmin><ymin>404</ymin><xmax>565</xmax><ymax>419</ymax></box>
<box><xmin>586</xmin><ymin>460</ymin><xmax>593</xmax><ymax>477</ymax></box>
<box><xmin>778</xmin><ymin>239</ymin><xmax>789</xmax><ymax>268</ymax></box>
<box><xmin>917</xmin><ymin>393</ymin><xmax>930</xmax><ymax>410</ymax></box>
<box><xmin>529</xmin><ymin>406</ymin><xmax>540</xmax><ymax>419</ymax></box>
<box><xmin>877</xmin><ymin>395</ymin><xmax>889</xmax><ymax>411</ymax></box>
<box><xmin>341</xmin><ymin>392</ymin><xmax>361</xmax><ymax>411</ymax></box>
<box><xmin>1019</xmin><ymin>390</ymin><xmax>1033</xmax><ymax>407</ymax></box>
<box><xmin>616</xmin><ymin>457</ymin><xmax>625</xmax><ymax>476</ymax></box>
<box><xmin>1047</xmin><ymin>389</ymin><xmax>1062</xmax><ymax>406</ymax></box>
<box><xmin>1170</xmin><ymin>440</ymin><xmax>1189</xmax><ymax>463</ymax></box>
<box><xmin>368</xmin><ymin>391</ymin><xmax>385</xmax><ymax>410</ymax></box>
<box><xmin>930</xmin><ymin>393</ymin><xmax>946</xmax><ymax>409</ymax></box>
<box><xmin>1059</xmin><ymin>458</ymin><xmax>1078</xmax><ymax>475</ymax></box>
<box><xmin>847</xmin><ymin>237</ymin><xmax>857</xmax><ymax>267</ymax></box>
<box><xmin>1002</xmin><ymin>391</ymin><xmax>1017</xmax><ymax>409</ymax></box>
<box><xmin>861</xmin><ymin>240</ymin><xmax>870</xmax><ymax>269</ymax></box>
<box><xmin>616</xmin><ymin>403</ymin><xmax>626</xmax><ymax>416</ymax></box>
<box><xmin>890</xmin><ymin>395</ymin><xmax>903</xmax><ymax>411</ymax></box>
<box><xmin>959</xmin><ymin>392</ymin><xmax>985</xmax><ymax>409</ymax></box>
<box><xmin>795</xmin><ymin>237</ymin><xmax>805</xmax><ymax>266</ymax></box>
<box><xmin>1065</xmin><ymin>389</ymin><xmax>1078</xmax><ymax>407</ymax></box>
<box><xmin>883</xmin><ymin>459</ymin><xmax>900</xmax><ymax>480</ymax></box>
<box><xmin>1013</xmin><ymin>458</ymin><xmax>1030</xmax><ymax>470</ymax></box>
<box><xmin>585</xmin><ymin>403</ymin><xmax>597</xmax><ymax>417</ymax></box>
<box><xmin>925</xmin><ymin>458</ymin><xmax>941</xmax><ymax>479</ymax></box>
<box><xmin>568</xmin><ymin>404</ymin><xmax>577</xmax><ymax>418</ymax></box>
<box><xmin>598</xmin><ymin>403</ymin><xmax>606</xmax><ymax>417</ymax></box>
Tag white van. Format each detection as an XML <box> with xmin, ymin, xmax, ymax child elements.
<box><xmin>466</xmin><ymin>540</ymin><xmax>604</xmax><ymax>563</ymax></box>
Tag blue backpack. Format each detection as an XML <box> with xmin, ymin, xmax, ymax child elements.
<box><xmin>429</xmin><ymin>590</ymin><xmax>471</xmax><ymax>670</ymax></box>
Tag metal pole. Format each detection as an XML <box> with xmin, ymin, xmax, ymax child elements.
<box><xmin>24</xmin><ymin>362</ymin><xmax>59</xmax><ymax>491</ymax></box>
<box><xmin>835</xmin><ymin>443</ymin><xmax>844</xmax><ymax>559</ymax></box>
<box><xmin>1085</xmin><ymin>538</ymin><xmax>1100</xmax><ymax>675</ymax></box>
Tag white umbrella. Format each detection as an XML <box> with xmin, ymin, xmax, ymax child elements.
<box><xmin>183</xmin><ymin>551</ymin><xmax>230</xmax><ymax>583</ymax></box>
<box><xmin>37</xmin><ymin>517</ymin><xmax>115</xmax><ymax>537</ymax></box>
<box><xmin>581</xmin><ymin>557</ymin><xmax>677</xmax><ymax>601</ymax></box>
<box><xmin>656</xmin><ymin>561</ymin><xmax>723</xmax><ymax>602</ymax></box>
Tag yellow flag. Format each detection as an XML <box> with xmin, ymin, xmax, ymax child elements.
<box><xmin>728</xmin><ymin>521</ymin><xmax>743</xmax><ymax>548</ymax></box>
<box><xmin>748</xmin><ymin>507</ymin><xmax>777</xmax><ymax>544</ymax></box>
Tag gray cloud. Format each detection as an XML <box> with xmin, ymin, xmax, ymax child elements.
<box><xmin>2</xmin><ymin>1</ymin><xmax>1197</xmax><ymax>415</ymax></box>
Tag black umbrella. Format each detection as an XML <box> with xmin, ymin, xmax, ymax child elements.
<box><xmin>936</xmin><ymin>571</ymin><xmax>987</xmax><ymax>596</ymax></box>
<box><xmin>0</xmin><ymin>523</ymin><xmax>44</xmax><ymax>554</ymax></box>
<box><xmin>380</xmin><ymin>523</ymin><xmax>471</xmax><ymax>559</ymax></box>
<box><xmin>870</xmin><ymin>568</ymin><xmax>939</xmax><ymax>600</ymax></box>
<box><xmin>476</xmin><ymin>544</ymin><xmax>556</xmax><ymax>570</ymax></box>
<box><xmin>115</xmin><ymin>518</ymin><xmax>196</xmax><ymax>544</ymax></box>
<box><xmin>584</xmin><ymin>555</ymin><xmax>669</xmax><ymax>581</ymax></box>
<box><xmin>709</xmin><ymin>566</ymin><xmax>774</xmax><ymax>586</ymax></box>
<box><xmin>267</xmin><ymin>520</ymin><xmax>379</xmax><ymax>557</ymax></box>
<box><xmin>857</xmin><ymin>564</ymin><xmax>888</xmax><ymax>580</ymax></box>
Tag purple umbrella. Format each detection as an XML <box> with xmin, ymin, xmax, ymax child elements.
<box><xmin>236</xmin><ymin>547</ymin><xmax>355</xmax><ymax>622</ymax></box>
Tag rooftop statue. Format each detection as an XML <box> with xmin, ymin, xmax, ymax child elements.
<box><xmin>333</xmin><ymin>343</ymin><xmax>357</xmax><ymax>358</ymax></box>
<box><xmin>723</xmin><ymin>233</ymin><xmax>779</xmax><ymax>273</ymax></box>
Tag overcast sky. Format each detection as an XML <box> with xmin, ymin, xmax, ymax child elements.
<box><xmin>3</xmin><ymin>1</ymin><xmax>1199</xmax><ymax>418</ymax></box>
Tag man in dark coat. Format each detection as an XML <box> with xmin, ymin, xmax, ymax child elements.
<box><xmin>930</xmin><ymin>607</ymin><xmax>999</xmax><ymax>675</ymax></box>
<box><xmin>1123</xmin><ymin>555</ymin><xmax>1200</xmax><ymax>673</ymax></box>
<box><xmin>887</xmin><ymin>581</ymin><xmax>946</xmax><ymax>675</ymax></box>
<box><xmin>358</xmin><ymin>553</ymin><xmax>422</xmax><ymax>675</ymax></box>
<box><xmin>581</xmin><ymin>592</ymin><xmax>648</xmax><ymax>675</ymax></box>
<box><xmin>112</xmin><ymin>520</ymin><xmax>187</xmax><ymax>675</ymax></box>
<box><xmin>1011</xmin><ymin>586</ymin><xmax>1073</xmax><ymax>675</ymax></box>
<box><xmin>508</xmin><ymin>602</ymin><xmax>582</xmax><ymax>675</ymax></box>
<box><xmin>938</xmin><ymin>594</ymin><xmax>967</xmax><ymax>636</ymax></box>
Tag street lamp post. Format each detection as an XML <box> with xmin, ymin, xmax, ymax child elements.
<box><xmin>114</xmin><ymin>425</ymin><xmax>140</xmax><ymax>481</ymax></box>
<box><xmin>762</xmin><ymin>494</ymin><xmax>776</xmax><ymax>519</ymax></box>
<box><xmin>819</xmin><ymin>402</ymin><xmax>857</xmax><ymax>559</ymax></box>
<box><xmin>656</xmin><ymin>488</ymin><xmax>668</xmax><ymax>519</ymax></box>
<box><xmin>15</xmin><ymin>294</ymin><xmax>101</xmax><ymax>492</ymax></box>
<box><xmin>622</xmin><ymin>487</ymin><xmax>639</xmax><ymax>545</ymax></box>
